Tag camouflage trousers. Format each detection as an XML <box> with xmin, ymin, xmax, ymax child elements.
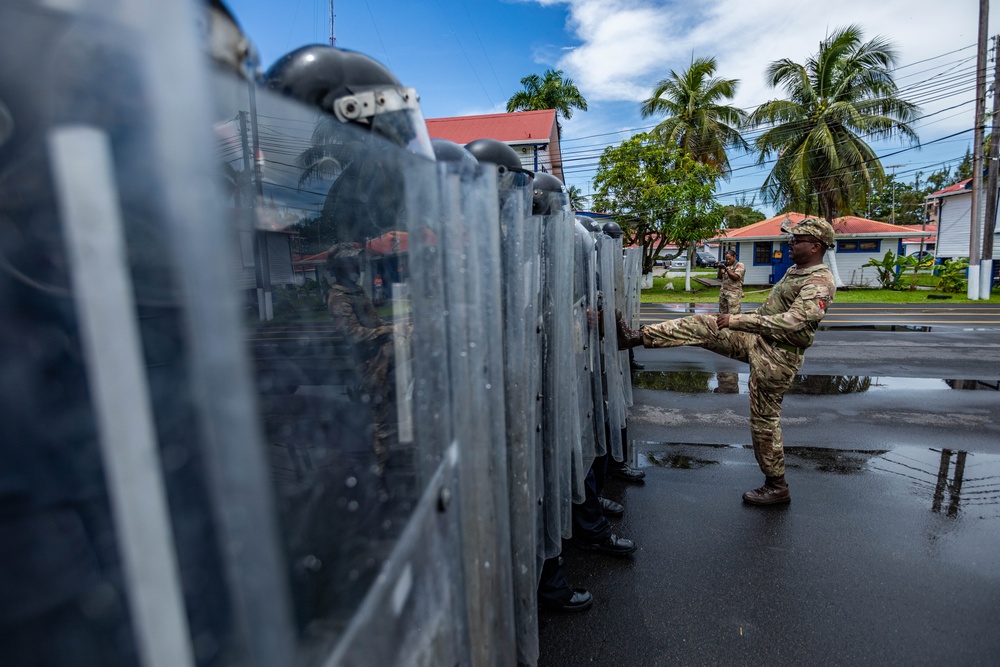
<box><xmin>642</xmin><ymin>314</ymin><xmax>802</xmax><ymax>477</ymax></box>
<box><xmin>718</xmin><ymin>293</ymin><xmax>742</xmax><ymax>314</ymax></box>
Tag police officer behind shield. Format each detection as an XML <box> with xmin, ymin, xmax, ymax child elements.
<box><xmin>599</xmin><ymin>221</ymin><xmax>646</xmax><ymax>484</ymax></box>
<box><xmin>466</xmin><ymin>141</ymin><xmax>595</xmax><ymax>612</ymax></box>
<box><xmin>529</xmin><ymin>173</ymin><xmax>637</xmax><ymax>558</ymax></box>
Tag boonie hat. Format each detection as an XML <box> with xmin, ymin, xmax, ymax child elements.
<box><xmin>780</xmin><ymin>216</ymin><xmax>835</xmax><ymax>247</ymax></box>
<box><xmin>326</xmin><ymin>242</ymin><xmax>362</xmax><ymax>263</ymax></box>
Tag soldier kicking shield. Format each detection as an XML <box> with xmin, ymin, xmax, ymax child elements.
<box><xmin>617</xmin><ymin>217</ymin><xmax>837</xmax><ymax>505</ymax></box>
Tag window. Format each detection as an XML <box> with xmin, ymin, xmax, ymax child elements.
<box><xmin>837</xmin><ymin>239</ymin><xmax>881</xmax><ymax>253</ymax></box>
<box><xmin>754</xmin><ymin>242</ymin><xmax>772</xmax><ymax>265</ymax></box>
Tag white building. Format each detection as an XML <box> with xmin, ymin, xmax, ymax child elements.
<box><xmin>925</xmin><ymin>178</ymin><xmax>1000</xmax><ymax>259</ymax></box>
<box><xmin>712</xmin><ymin>213</ymin><xmax>927</xmax><ymax>287</ymax></box>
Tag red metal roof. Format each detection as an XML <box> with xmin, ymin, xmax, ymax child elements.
<box><xmin>928</xmin><ymin>178</ymin><xmax>972</xmax><ymax>197</ymax></box>
<box><xmin>426</xmin><ymin>109</ymin><xmax>557</xmax><ymax>145</ymax></box>
<box><xmin>716</xmin><ymin>212</ymin><xmax>922</xmax><ymax>240</ymax></box>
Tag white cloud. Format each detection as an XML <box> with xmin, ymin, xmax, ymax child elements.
<box><xmin>538</xmin><ymin>0</ymin><xmax>997</xmax><ymax>137</ymax></box>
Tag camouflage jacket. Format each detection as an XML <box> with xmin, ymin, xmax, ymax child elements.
<box><xmin>719</xmin><ymin>261</ymin><xmax>745</xmax><ymax>296</ymax></box>
<box><xmin>728</xmin><ymin>264</ymin><xmax>836</xmax><ymax>349</ymax></box>
<box><xmin>327</xmin><ymin>283</ymin><xmax>393</xmax><ymax>353</ymax></box>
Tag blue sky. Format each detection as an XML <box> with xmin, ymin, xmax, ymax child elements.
<box><xmin>228</xmin><ymin>0</ymin><xmax>999</xmax><ymax>215</ymax></box>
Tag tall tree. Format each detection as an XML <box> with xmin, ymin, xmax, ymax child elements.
<box><xmin>592</xmin><ymin>133</ymin><xmax>721</xmax><ymax>287</ymax></box>
<box><xmin>566</xmin><ymin>184</ymin><xmax>587</xmax><ymax>211</ymax></box>
<box><xmin>864</xmin><ymin>174</ymin><xmax>925</xmax><ymax>225</ymax></box>
<box><xmin>639</xmin><ymin>56</ymin><xmax>748</xmax><ymax>178</ymax></box>
<box><xmin>749</xmin><ymin>25</ymin><xmax>919</xmax><ymax>222</ymax></box>
<box><xmin>719</xmin><ymin>196</ymin><xmax>767</xmax><ymax>229</ymax></box>
<box><xmin>506</xmin><ymin>68</ymin><xmax>588</xmax><ymax>136</ymax></box>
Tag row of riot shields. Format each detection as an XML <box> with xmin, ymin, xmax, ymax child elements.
<box><xmin>0</xmin><ymin>2</ymin><xmax>641</xmax><ymax>666</ymax></box>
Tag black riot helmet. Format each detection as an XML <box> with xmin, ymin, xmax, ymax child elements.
<box><xmin>431</xmin><ymin>138</ymin><xmax>479</xmax><ymax>170</ymax></box>
<box><xmin>532</xmin><ymin>172</ymin><xmax>570</xmax><ymax>215</ymax></box>
<box><xmin>602</xmin><ymin>221</ymin><xmax>623</xmax><ymax>239</ymax></box>
<box><xmin>466</xmin><ymin>138</ymin><xmax>533</xmax><ymax>189</ymax></box>
<box><xmin>264</xmin><ymin>45</ymin><xmax>434</xmax><ymax>160</ymax></box>
<box><xmin>576</xmin><ymin>214</ymin><xmax>601</xmax><ymax>234</ymax></box>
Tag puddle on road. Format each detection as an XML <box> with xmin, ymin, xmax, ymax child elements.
<box><xmin>636</xmin><ymin>442</ymin><xmax>1000</xmax><ymax>519</ymax></box>
<box><xmin>818</xmin><ymin>324</ymin><xmax>934</xmax><ymax>332</ymax></box>
<box><xmin>645</xmin><ymin>452</ymin><xmax>720</xmax><ymax>469</ymax></box>
<box><xmin>632</xmin><ymin>371</ymin><xmax>1000</xmax><ymax>394</ymax></box>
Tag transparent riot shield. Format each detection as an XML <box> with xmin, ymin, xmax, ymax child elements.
<box><xmin>573</xmin><ymin>223</ymin><xmax>607</xmax><ymax>468</ymax></box>
<box><xmin>438</xmin><ymin>160</ymin><xmax>515</xmax><ymax>667</ymax></box>
<box><xmin>0</xmin><ymin>3</ymin><xmax>512</xmax><ymax>666</ymax></box>
<box><xmin>0</xmin><ymin>3</ymin><xmax>312</xmax><ymax>666</ymax></box>
<box><xmin>597</xmin><ymin>236</ymin><xmax>626</xmax><ymax>461</ymax></box>
<box><xmin>620</xmin><ymin>246</ymin><xmax>643</xmax><ymax>408</ymax></box>
<box><xmin>538</xmin><ymin>210</ymin><xmax>580</xmax><ymax>551</ymax></box>
<box><xmin>498</xmin><ymin>185</ymin><xmax>542</xmax><ymax>666</ymax></box>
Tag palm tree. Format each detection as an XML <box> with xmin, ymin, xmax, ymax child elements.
<box><xmin>506</xmin><ymin>69</ymin><xmax>588</xmax><ymax>137</ymax></box>
<box><xmin>749</xmin><ymin>24</ymin><xmax>919</xmax><ymax>222</ymax></box>
<box><xmin>567</xmin><ymin>184</ymin><xmax>587</xmax><ymax>210</ymax></box>
<box><xmin>639</xmin><ymin>56</ymin><xmax>748</xmax><ymax>178</ymax></box>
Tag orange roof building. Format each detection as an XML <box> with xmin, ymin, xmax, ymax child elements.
<box><xmin>426</xmin><ymin>109</ymin><xmax>563</xmax><ymax>181</ymax></box>
<box><xmin>709</xmin><ymin>213</ymin><xmax>929</xmax><ymax>287</ymax></box>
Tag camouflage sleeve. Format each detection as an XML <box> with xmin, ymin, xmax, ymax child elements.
<box><xmin>728</xmin><ymin>282</ymin><xmax>832</xmax><ymax>337</ymax></box>
<box><xmin>328</xmin><ymin>293</ymin><xmax>394</xmax><ymax>346</ymax></box>
<box><xmin>734</xmin><ymin>263</ymin><xmax>745</xmax><ymax>284</ymax></box>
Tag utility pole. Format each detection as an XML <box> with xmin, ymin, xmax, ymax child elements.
<box><xmin>329</xmin><ymin>0</ymin><xmax>336</xmax><ymax>46</ymax></box>
<box><xmin>969</xmin><ymin>0</ymin><xmax>989</xmax><ymax>299</ymax></box>
<box><xmin>982</xmin><ymin>35</ymin><xmax>1000</xmax><ymax>298</ymax></box>
<box><xmin>885</xmin><ymin>164</ymin><xmax>904</xmax><ymax>224</ymax></box>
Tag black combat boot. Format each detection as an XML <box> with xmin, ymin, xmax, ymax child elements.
<box><xmin>742</xmin><ymin>475</ymin><xmax>790</xmax><ymax>505</ymax></box>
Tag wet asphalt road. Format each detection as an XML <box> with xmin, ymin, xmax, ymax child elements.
<box><xmin>538</xmin><ymin>305</ymin><xmax>1000</xmax><ymax>666</ymax></box>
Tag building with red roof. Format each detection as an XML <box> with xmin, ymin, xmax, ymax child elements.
<box><xmin>924</xmin><ymin>178</ymin><xmax>1000</xmax><ymax>261</ymax></box>
<box><xmin>426</xmin><ymin>109</ymin><xmax>563</xmax><ymax>181</ymax></box>
<box><xmin>710</xmin><ymin>212</ymin><xmax>929</xmax><ymax>286</ymax></box>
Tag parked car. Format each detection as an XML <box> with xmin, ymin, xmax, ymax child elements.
<box><xmin>695</xmin><ymin>251</ymin><xmax>719</xmax><ymax>268</ymax></box>
<box><xmin>667</xmin><ymin>257</ymin><xmax>688</xmax><ymax>269</ymax></box>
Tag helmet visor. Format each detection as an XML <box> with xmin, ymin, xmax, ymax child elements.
<box><xmin>498</xmin><ymin>169</ymin><xmax>533</xmax><ymax>191</ymax></box>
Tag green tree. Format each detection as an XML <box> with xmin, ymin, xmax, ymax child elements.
<box><xmin>567</xmin><ymin>184</ymin><xmax>587</xmax><ymax>210</ymax></box>
<box><xmin>749</xmin><ymin>25</ymin><xmax>919</xmax><ymax>222</ymax></box>
<box><xmin>591</xmin><ymin>133</ymin><xmax>721</xmax><ymax>284</ymax></box>
<box><xmin>955</xmin><ymin>146</ymin><xmax>973</xmax><ymax>181</ymax></box>
<box><xmin>640</xmin><ymin>56</ymin><xmax>748</xmax><ymax>177</ymax></box>
<box><xmin>506</xmin><ymin>68</ymin><xmax>588</xmax><ymax>137</ymax></box>
<box><xmin>865</xmin><ymin>174</ymin><xmax>925</xmax><ymax>225</ymax></box>
<box><xmin>719</xmin><ymin>195</ymin><xmax>766</xmax><ymax>229</ymax></box>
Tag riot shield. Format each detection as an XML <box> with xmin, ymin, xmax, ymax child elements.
<box><xmin>573</xmin><ymin>222</ymin><xmax>600</xmax><ymax>471</ymax></box>
<box><xmin>438</xmin><ymin>160</ymin><xmax>516</xmax><ymax>667</ymax></box>
<box><xmin>498</xmin><ymin>184</ymin><xmax>543</xmax><ymax>666</ymax></box>
<box><xmin>538</xmin><ymin>210</ymin><xmax>580</xmax><ymax>550</ymax></box>
<box><xmin>0</xmin><ymin>3</ymin><xmax>300</xmax><ymax>666</ymax></box>
<box><xmin>620</xmin><ymin>246</ymin><xmax>643</xmax><ymax>408</ymax></box>
<box><xmin>586</xmin><ymin>237</ymin><xmax>608</xmax><ymax>458</ymax></box>
<box><xmin>597</xmin><ymin>235</ymin><xmax>626</xmax><ymax>461</ymax></box>
<box><xmin>0</xmin><ymin>3</ymin><xmax>517</xmax><ymax>666</ymax></box>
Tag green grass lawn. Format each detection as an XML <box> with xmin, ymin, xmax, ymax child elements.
<box><xmin>645</xmin><ymin>275</ymin><xmax>1000</xmax><ymax>304</ymax></box>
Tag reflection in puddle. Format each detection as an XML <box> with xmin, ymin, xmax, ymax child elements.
<box><xmin>785</xmin><ymin>446</ymin><xmax>889</xmax><ymax>474</ymax></box>
<box><xmin>645</xmin><ymin>452</ymin><xmax>719</xmax><ymax>469</ymax></box>
<box><xmin>875</xmin><ymin>447</ymin><xmax>1000</xmax><ymax>518</ymax></box>
<box><xmin>632</xmin><ymin>371</ymin><xmax>1000</xmax><ymax>394</ymax></box>
<box><xmin>638</xmin><ymin>441</ymin><xmax>1000</xmax><ymax>519</ymax></box>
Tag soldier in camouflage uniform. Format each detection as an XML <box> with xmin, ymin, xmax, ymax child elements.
<box><xmin>619</xmin><ymin>217</ymin><xmax>837</xmax><ymax>505</ymax></box>
<box><xmin>717</xmin><ymin>250</ymin><xmax>746</xmax><ymax>314</ymax></box>
<box><xmin>326</xmin><ymin>242</ymin><xmax>395</xmax><ymax>473</ymax></box>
